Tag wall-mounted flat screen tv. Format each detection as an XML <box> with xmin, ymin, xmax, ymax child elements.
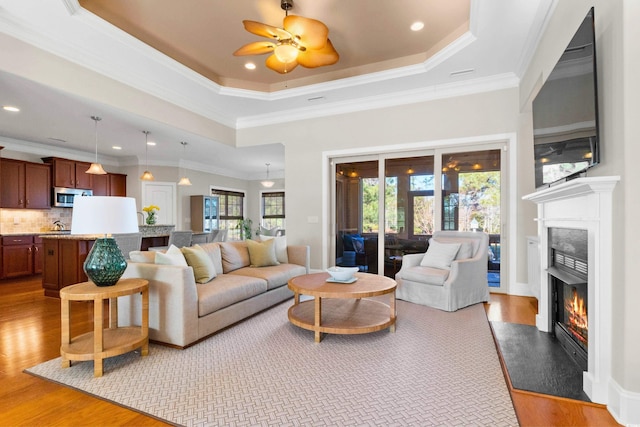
<box><xmin>532</xmin><ymin>7</ymin><xmax>600</xmax><ymax>189</ymax></box>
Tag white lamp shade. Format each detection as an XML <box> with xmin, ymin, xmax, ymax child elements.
<box><xmin>71</xmin><ymin>196</ymin><xmax>139</xmax><ymax>235</ymax></box>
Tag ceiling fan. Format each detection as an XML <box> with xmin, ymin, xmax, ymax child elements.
<box><xmin>233</xmin><ymin>0</ymin><xmax>339</xmax><ymax>74</ymax></box>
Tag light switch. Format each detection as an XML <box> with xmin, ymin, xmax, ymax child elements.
<box><xmin>307</xmin><ymin>216</ymin><xmax>319</xmax><ymax>224</ymax></box>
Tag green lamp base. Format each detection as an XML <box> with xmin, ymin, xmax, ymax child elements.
<box><xmin>83</xmin><ymin>237</ymin><xmax>127</xmax><ymax>287</ymax></box>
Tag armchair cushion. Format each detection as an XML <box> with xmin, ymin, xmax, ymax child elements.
<box><xmin>401</xmin><ymin>266</ymin><xmax>450</xmax><ymax>286</ymax></box>
<box><xmin>419</xmin><ymin>240</ymin><xmax>461</xmax><ymax>270</ymax></box>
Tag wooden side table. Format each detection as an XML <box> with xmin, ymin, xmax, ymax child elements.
<box><xmin>60</xmin><ymin>278</ymin><xmax>149</xmax><ymax>377</ymax></box>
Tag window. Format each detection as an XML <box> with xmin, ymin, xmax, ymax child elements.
<box><xmin>261</xmin><ymin>191</ymin><xmax>285</xmax><ymax>229</ymax></box>
<box><xmin>212</xmin><ymin>189</ymin><xmax>245</xmax><ymax>240</ymax></box>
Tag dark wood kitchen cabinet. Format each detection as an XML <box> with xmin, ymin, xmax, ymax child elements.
<box><xmin>109</xmin><ymin>173</ymin><xmax>127</xmax><ymax>196</ymax></box>
<box><xmin>43</xmin><ymin>157</ymin><xmax>92</xmax><ymax>189</ymax></box>
<box><xmin>1</xmin><ymin>235</ymin><xmax>43</xmax><ymax>278</ymax></box>
<box><xmin>42</xmin><ymin>237</ymin><xmax>94</xmax><ymax>297</ymax></box>
<box><xmin>0</xmin><ymin>159</ymin><xmax>50</xmax><ymax>209</ymax></box>
<box><xmin>91</xmin><ymin>172</ymin><xmax>127</xmax><ymax>196</ymax></box>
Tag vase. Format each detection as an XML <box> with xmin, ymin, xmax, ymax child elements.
<box><xmin>146</xmin><ymin>212</ymin><xmax>157</xmax><ymax>225</ymax></box>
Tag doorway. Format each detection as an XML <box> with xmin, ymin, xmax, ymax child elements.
<box><xmin>332</xmin><ymin>147</ymin><xmax>503</xmax><ymax>289</ymax></box>
<box><xmin>142</xmin><ymin>181</ymin><xmax>177</xmax><ymax>227</ymax></box>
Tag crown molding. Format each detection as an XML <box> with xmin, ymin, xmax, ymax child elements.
<box><xmin>0</xmin><ymin>135</ymin><xmax>120</xmax><ymax>166</ymax></box>
<box><xmin>236</xmin><ymin>73</ymin><xmax>519</xmax><ymax>129</ymax></box>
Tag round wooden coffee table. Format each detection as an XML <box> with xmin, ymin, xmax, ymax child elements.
<box><xmin>288</xmin><ymin>272</ymin><xmax>396</xmax><ymax>342</ymax></box>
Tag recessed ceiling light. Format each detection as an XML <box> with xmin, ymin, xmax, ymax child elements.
<box><xmin>245</xmin><ymin>62</ymin><xmax>256</xmax><ymax>70</ymax></box>
<box><xmin>112</xmin><ymin>146</ymin><xmax>122</xmax><ymax>150</ymax></box>
<box><xmin>147</xmin><ymin>141</ymin><xmax>156</xmax><ymax>146</ymax></box>
<box><xmin>3</xmin><ymin>105</ymin><xmax>20</xmax><ymax>112</ymax></box>
<box><xmin>410</xmin><ymin>21</ymin><xmax>424</xmax><ymax>31</ymax></box>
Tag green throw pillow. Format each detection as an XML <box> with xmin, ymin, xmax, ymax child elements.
<box><xmin>181</xmin><ymin>245</ymin><xmax>217</xmax><ymax>283</ymax></box>
<box><xmin>246</xmin><ymin>238</ymin><xmax>279</xmax><ymax>267</ymax></box>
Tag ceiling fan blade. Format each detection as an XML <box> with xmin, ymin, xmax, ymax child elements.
<box><xmin>265</xmin><ymin>54</ymin><xmax>299</xmax><ymax>74</ymax></box>
<box><xmin>233</xmin><ymin>41</ymin><xmax>276</xmax><ymax>56</ymax></box>
<box><xmin>283</xmin><ymin>15</ymin><xmax>329</xmax><ymax>50</ymax></box>
<box><xmin>242</xmin><ymin>20</ymin><xmax>291</xmax><ymax>41</ymax></box>
<box><xmin>297</xmin><ymin>39</ymin><xmax>339</xmax><ymax>68</ymax></box>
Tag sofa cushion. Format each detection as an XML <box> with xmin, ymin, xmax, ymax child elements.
<box><xmin>129</xmin><ymin>250</ymin><xmax>155</xmax><ymax>263</ymax></box>
<box><xmin>220</xmin><ymin>241</ymin><xmax>250</xmax><ymax>273</ymax></box>
<box><xmin>198</xmin><ymin>242</ymin><xmax>224</xmax><ymax>275</ymax></box>
<box><xmin>196</xmin><ymin>275</ymin><xmax>267</xmax><ymax>316</ymax></box>
<box><xmin>400</xmin><ymin>266</ymin><xmax>450</xmax><ymax>286</ymax></box>
<box><xmin>229</xmin><ymin>264</ymin><xmax>306</xmax><ymax>290</ymax></box>
<box><xmin>246</xmin><ymin>238</ymin><xmax>279</xmax><ymax>267</ymax></box>
<box><xmin>181</xmin><ymin>245</ymin><xmax>217</xmax><ymax>284</ymax></box>
<box><xmin>155</xmin><ymin>244</ymin><xmax>188</xmax><ymax>266</ymax></box>
<box><xmin>420</xmin><ymin>240</ymin><xmax>460</xmax><ymax>270</ymax></box>
<box><xmin>258</xmin><ymin>235</ymin><xmax>289</xmax><ymax>263</ymax></box>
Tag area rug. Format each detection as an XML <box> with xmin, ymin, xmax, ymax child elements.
<box><xmin>26</xmin><ymin>300</ymin><xmax>518</xmax><ymax>426</ymax></box>
<box><xmin>491</xmin><ymin>321</ymin><xmax>589</xmax><ymax>402</ymax></box>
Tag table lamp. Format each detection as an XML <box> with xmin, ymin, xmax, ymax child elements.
<box><xmin>71</xmin><ymin>196</ymin><xmax>139</xmax><ymax>287</ymax></box>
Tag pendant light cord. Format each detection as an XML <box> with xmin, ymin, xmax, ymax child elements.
<box><xmin>91</xmin><ymin>116</ymin><xmax>101</xmax><ymax>163</ymax></box>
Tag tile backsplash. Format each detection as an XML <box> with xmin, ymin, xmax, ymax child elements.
<box><xmin>0</xmin><ymin>208</ymin><xmax>73</xmax><ymax>234</ymax></box>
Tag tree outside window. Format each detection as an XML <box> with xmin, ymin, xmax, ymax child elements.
<box><xmin>262</xmin><ymin>191</ymin><xmax>285</xmax><ymax>229</ymax></box>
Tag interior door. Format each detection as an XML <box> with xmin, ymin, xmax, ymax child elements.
<box><xmin>142</xmin><ymin>182</ymin><xmax>176</xmax><ymax>227</ymax></box>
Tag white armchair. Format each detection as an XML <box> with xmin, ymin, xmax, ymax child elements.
<box><xmin>395</xmin><ymin>231</ymin><xmax>489</xmax><ymax>312</ymax></box>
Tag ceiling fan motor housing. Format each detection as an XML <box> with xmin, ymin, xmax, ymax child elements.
<box><xmin>281</xmin><ymin>0</ymin><xmax>293</xmax><ymax>11</ymax></box>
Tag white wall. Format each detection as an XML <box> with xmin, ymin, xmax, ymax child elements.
<box><xmin>237</xmin><ymin>88</ymin><xmax>524</xmax><ymax>270</ymax></box>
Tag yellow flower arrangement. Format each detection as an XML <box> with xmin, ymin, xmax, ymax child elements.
<box><xmin>142</xmin><ymin>205</ymin><xmax>160</xmax><ymax>213</ymax></box>
<box><xmin>143</xmin><ymin>205</ymin><xmax>160</xmax><ymax>225</ymax></box>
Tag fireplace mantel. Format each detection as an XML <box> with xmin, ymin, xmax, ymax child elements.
<box><xmin>523</xmin><ymin>176</ymin><xmax>619</xmax><ymax>406</ymax></box>
<box><xmin>523</xmin><ymin>176</ymin><xmax>620</xmax><ymax>206</ymax></box>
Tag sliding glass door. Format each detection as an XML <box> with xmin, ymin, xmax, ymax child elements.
<box><xmin>333</xmin><ymin>146</ymin><xmax>503</xmax><ymax>289</ymax></box>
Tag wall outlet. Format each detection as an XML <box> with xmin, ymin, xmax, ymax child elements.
<box><xmin>13</xmin><ymin>217</ymin><xmax>20</xmax><ymax>225</ymax></box>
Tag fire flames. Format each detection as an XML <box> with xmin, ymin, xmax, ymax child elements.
<box><xmin>565</xmin><ymin>287</ymin><xmax>588</xmax><ymax>345</ymax></box>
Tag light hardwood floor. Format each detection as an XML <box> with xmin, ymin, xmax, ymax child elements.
<box><xmin>0</xmin><ymin>276</ymin><xmax>621</xmax><ymax>426</ymax></box>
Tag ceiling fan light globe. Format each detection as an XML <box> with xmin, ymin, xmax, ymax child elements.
<box><xmin>274</xmin><ymin>44</ymin><xmax>298</xmax><ymax>63</ymax></box>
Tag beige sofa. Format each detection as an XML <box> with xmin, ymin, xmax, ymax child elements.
<box><xmin>117</xmin><ymin>240</ymin><xmax>310</xmax><ymax>348</ymax></box>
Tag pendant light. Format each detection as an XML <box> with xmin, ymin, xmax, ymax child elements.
<box><xmin>177</xmin><ymin>141</ymin><xmax>192</xmax><ymax>186</ymax></box>
<box><xmin>140</xmin><ymin>130</ymin><xmax>154</xmax><ymax>181</ymax></box>
<box><xmin>85</xmin><ymin>116</ymin><xmax>107</xmax><ymax>175</ymax></box>
<box><xmin>261</xmin><ymin>163</ymin><xmax>275</xmax><ymax>188</ymax></box>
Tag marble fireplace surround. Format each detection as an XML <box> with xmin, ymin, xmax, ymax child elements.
<box><xmin>523</xmin><ymin>176</ymin><xmax>619</xmax><ymax>406</ymax></box>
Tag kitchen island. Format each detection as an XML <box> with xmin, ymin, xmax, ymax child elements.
<box><xmin>41</xmin><ymin>225</ymin><xmax>174</xmax><ymax>297</ymax></box>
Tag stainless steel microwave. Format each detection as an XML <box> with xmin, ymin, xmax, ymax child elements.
<box><xmin>52</xmin><ymin>187</ymin><xmax>93</xmax><ymax>207</ymax></box>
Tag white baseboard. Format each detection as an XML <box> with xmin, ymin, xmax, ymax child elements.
<box><xmin>608</xmin><ymin>378</ymin><xmax>640</xmax><ymax>426</ymax></box>
<box><xmin>507</xmin><ymin>280</ymin><xmax>535</xmax><ymax>297</ymax></box>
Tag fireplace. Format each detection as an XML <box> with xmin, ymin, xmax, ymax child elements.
<box><xmin>548</xmin><ymin>227</ymin><xmax>588</xmax><ymax>371</ymax></box>
<box><xmin>523</xmin><ymin>176</ymin><xmax>619</xmax><ymax>406</ymax></box>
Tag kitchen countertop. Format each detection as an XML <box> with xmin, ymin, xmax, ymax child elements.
<box><xmin>2</xmin><ymin>225</ymin><xmax>175</xmax><ymax>239</ymax></box>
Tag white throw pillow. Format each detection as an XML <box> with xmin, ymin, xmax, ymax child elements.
<box><xmin>155</xmin><ymin>244</ymin><xmax>188</xmax><ymax>266</ymax></box>
<box><xmin>420</xmin><ymin>240</ymin><xmax>461</xmax><ymax>270</ymax></box>
<box><xmin>129</xmin><ymin>250</ymin><xmax>156</xmax><ymax>263</ymax></box>
<box><xmin>258</xmin><ymin>235</ymin><xmax>288</xmax><ymax>263</ymax></box>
